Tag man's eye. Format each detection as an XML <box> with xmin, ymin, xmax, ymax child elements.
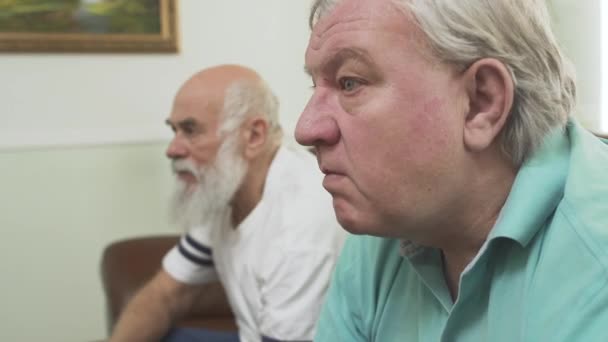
<box><xmin>339</xmin><ymin>77</ymin><xmax>361</xmax><ymax>92</ymax></box>
<box><xmin>181</xmin><ymin>124</ymin><xmax>197</xmax><ymax>136</ymax></box>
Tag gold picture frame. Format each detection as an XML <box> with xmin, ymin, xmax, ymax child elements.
<box><xmin>0</xmin><ymin>0</ymin><xmax>178</xmax><ymax>53</ymax></box>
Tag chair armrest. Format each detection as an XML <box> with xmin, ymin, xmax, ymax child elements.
<box><xmin>100</xmin><ymin>235</ymin><xmax>237</xmax><ymax>333</ymax></box>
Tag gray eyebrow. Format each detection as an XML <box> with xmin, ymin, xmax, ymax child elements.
<box><xmin>305</xmin><ymin>47</ymin><xmax>375</xmax><ymax>77</ymax></box>
<box><xmin>165</xmin><ymin>117</ymin><xmax>198</xmax><ymax>131</ymax></box>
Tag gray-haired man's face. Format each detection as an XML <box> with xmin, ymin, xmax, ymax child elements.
<box><xmin>296</xmin><ymin>0</ymin><xmax>471</xmax><ymax>239</ymax></box>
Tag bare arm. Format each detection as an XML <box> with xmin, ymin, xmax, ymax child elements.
<box><xmin>109</xmin><ymin>269</ymin><xmax>203</xmax><ymax>342</ymax></box>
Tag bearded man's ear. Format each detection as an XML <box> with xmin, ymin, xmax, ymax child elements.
<box><xmin>242</xmin><ymin>116</ymin><xmax>269</xmax><ymax>159</ymax></box>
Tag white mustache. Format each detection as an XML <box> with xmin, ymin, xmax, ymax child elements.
<box><xmin>171</xmin><ymin>159</ymin><xmax>200</xmax><ymax>181</ymax></box>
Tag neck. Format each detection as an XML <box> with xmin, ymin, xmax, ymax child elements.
<box><xmin>438</xmin><ymin>150</ymin><xmax>517</xmax><ymax>300</ymax></box>
<box><xmin>231</xmin><ymin>144</ymin><xmax>280</xmax><ymax>226</ymax></box>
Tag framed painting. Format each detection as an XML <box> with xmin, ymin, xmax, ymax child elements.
<box><xmin>0</xmin><ymin>0</ymin><xmax>178</xmax><ymax>53</ymax></box>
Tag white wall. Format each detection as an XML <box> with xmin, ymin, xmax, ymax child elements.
<box><xmin>0</xmin><ymin>0</ymin><xmax>313</xmax><ymax>150</ymax></box>
<box><xmin>550</xmin><ymin>0</ymin><xmax>603</xmax><ymax>131</ymax></box>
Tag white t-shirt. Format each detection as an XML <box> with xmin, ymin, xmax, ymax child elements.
<box><xmin>163</xmin><ymin>146</ymin><xmax>346</xmax><ymax>342</ymax></box>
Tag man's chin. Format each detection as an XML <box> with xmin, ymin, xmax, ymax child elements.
<box><xmin>334</xmin><ymin>206</ymin><xmax>365</xmax><ymax>235</ymax></box>
<box><xmin>336</xmin><ymin>217</ymin><xmax>368</xmax><ymax>235</ymax></box>
<box><xmin>174</xmin><ymin>178</ymin><xmax>198</xmax><ymax>194</ymax></box>
<box><xmin>334</xmin><ymin>201</ymin><xmax>387</xmax><ymax>236</ymax></box>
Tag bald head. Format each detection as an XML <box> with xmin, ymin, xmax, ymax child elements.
<box><xmin>166</xmin><ymin>64</ymin><xmax>281</xmax><ymax>170</ymax></box>
<box><xmin>174</xmin><ymin>65</ymin><xmax>261</xmax><ymax>119</ymax></box>
<box><xmin>180</xmin><ymin>64</ymin><xmax>262</xmax><ymax>101</ymax></box>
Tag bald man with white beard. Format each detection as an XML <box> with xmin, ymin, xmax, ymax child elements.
<box><xmin>110</xmin><ymin>65</ymin><xmax>345</xmax><ymax>342</ymax></box>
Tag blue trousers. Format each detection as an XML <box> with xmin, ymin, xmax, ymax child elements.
<box><xmin>163</xmin><ymin>328</ymin><xmax>240</xmax><ymax>342</ymax></box>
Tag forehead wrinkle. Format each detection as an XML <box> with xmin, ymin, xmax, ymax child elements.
<box><xmin>306</xmin><ymin>26</ymin><xmax>405</xmax><ymax>77</ymax></box>
<box><xmin>310</xmin><ymin>17</ymin><xmax>369</xmax><ymax>51</ymax></box>
<box><xmin>314</xmin><ymin>16</ymin><xmax>369</xmax><ymax>39</ymax></box>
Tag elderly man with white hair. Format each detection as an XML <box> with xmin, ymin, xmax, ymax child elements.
<box><xmin>110</xmin><ymin>64</ymin><xmax>345</xmax><ymax>342</ymax></box>
<box><xmin>295</xmin><ymin>0</ymin><xmax>608</xmax><ymax>341</ymax></box>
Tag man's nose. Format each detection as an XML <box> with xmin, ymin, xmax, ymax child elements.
<box><xmin>166</xmin><ymin>136</ymin><xmax>188</xmax><ymax>160</ymax></box>
<box><xmin>295</xmin><ymin>92</ymin><xmax>341</xmax><ymax>147</ymax></box>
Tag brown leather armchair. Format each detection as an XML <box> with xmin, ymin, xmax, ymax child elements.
<box><xmin>100</xmin><ymin>235</ymin><xmax>237</xmax><ymax>335</ymax></box>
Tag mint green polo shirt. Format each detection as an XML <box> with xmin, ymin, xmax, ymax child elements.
<box><xmin>315</xmin><ymin>121</ymin><xmax>608</xmax><ymax>341</ymax></box>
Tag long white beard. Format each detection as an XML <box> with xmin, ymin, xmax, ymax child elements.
<box><xmin>169</xmin><ymin>134</ymin><xmax>248</xmax><ymax>230</ymax></box>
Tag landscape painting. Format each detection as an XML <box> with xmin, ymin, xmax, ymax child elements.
<box><xmin>0</xmin><ymin>0</ymin><xmax>178</xmax><ymax>52</ymax></box>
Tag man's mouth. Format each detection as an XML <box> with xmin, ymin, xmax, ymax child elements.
<box><xmin>320</xmin><ymin>163</ymin><xmax>343</xmax><ymax>176</ymax></box>
<box><xmin>175</xmin><ymin>171</ymin><xmax>197</xmax><ymax>184</ymax></box>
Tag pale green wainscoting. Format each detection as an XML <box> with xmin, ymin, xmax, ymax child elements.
<box><xmin>0</xmin><ymin>142</ymin><xmax>178</xmax><ymax>342</ymax></box>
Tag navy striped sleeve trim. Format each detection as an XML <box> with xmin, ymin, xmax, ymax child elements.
<box><xmin>184</xmin><ymin>234</ymin><xmax>213</xmax><ymax>256</ymax></box>
<box><xmin>261</xmin><ymin>337</ymin><xmax>311</xmax><ymax>342</ymax></box>
<box><xmin>178</xmin><ymin>243</ymin><xmax>214</xmax><ymax>267</ymax></box>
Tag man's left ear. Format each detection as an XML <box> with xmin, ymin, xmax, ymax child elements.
<box><xmin>462</xmin><ymin>58</ymin><xmax>514</xmax><ymax>152</ymax></box>
<box><xmin>242</xmin><ymin>116</ymin><xmax>268</xmax><ymax>159</ymax></box>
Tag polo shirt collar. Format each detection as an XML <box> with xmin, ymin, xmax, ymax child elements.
<box><xmin>488</xmin><ymin>123</ymin><xmax>571</xmax><ymax>246</ymax></box>
<box><xmin>400</xmin><ymin>121</ymin><xmax>573</xmax><ymax>257</ymax></box>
